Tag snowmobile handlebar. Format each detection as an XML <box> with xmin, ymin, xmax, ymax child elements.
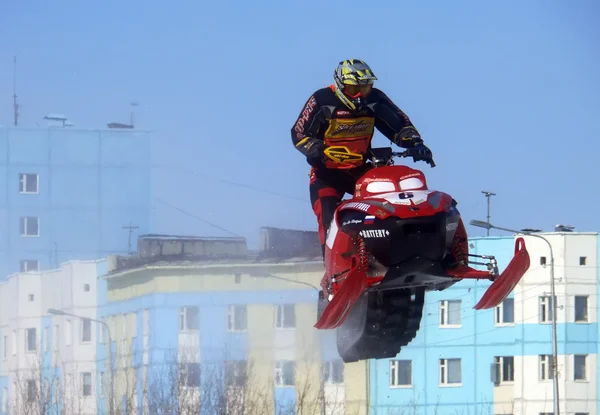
<box><xmin>369</xmin><ymin>147</ymin><xmax>436</xmax><ymax>168</ymax></box>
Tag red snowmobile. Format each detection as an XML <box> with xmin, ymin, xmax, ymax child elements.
<box><xmin>314</xmin><ymin>146</ymin><xmax>530</xmax><ymax>363</ymax></box>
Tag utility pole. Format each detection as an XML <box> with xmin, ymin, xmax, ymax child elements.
<box><xmin>13</xmin><ymin>55</ymin><xmax>20</xmax><ymax>127</ymax></box>
<box><xmin>481</xmin><ymin>191</ymin><xmax>496</xmax><ymax>236</ymax></box>
<box><xmin>122</xmin><ymin>222</ymin><xmax>139</xmax><ymax>254</ymax></box>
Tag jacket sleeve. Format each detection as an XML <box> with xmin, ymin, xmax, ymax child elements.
<box><xmin>372</xmin><ymin>89</ymin><xmax>424</xmax><ymax>148</ymax></box>
<box><xmin>291</xmin><ymin>93</ymin><xmax>326</xmax><ymax>160</ymax></box>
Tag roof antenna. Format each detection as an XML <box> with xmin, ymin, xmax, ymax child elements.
<box><xmin>130</xmin><ymin>101</ymin><xmax>139</xmax><ymax>128</ymax></box>
<box><xmin>13</xmin><ymin>55</ymin><xmax>20</xmax><ymax>127</ymax></box>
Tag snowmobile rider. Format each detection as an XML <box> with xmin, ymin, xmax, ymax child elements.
<box><xmin>291</xmin><ymin>59</ymin><xmax>434</xmax><ymax>258</ymax></box>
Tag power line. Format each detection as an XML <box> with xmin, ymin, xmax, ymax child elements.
<box><xmin>262</xmin><ymin>272</ymin><xmax>320</xmax><ymax>291</ymax></box>
<box><xmin>155</xmin><ymin>198</ymin><xmax>242</xmax><ymax>237</ymax></box>
<box><xmin>152</xmin><ymin>165</ymin><xmax>307</xmax><ymax>202</ymax></box>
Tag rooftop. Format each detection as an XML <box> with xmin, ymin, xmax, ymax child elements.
<box><xmin>105</xmin><ymin>226</ymin><xmax>323</xmax><ymax>275</ymax></box>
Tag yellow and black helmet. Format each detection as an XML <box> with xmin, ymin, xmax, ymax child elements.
<box><xmin>333</xmin><ymin>59</ymin><xmax>378</xmax><ymax>112</ymax></box>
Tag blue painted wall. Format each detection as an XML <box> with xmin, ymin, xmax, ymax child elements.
<box><xmin>0</xmin><ymin>127</ymin><xmax>152</xmax><ymax>280</ymax></box>
<box><xmin>369</xmin><ymin>237</ymin><xmax>515</xmax><ymax>413</ymax></box>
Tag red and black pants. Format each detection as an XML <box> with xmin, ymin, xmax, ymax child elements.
<box><xmin>309</xmin><ymin>165</ymin><xmax>370</xmax><ymax>256</ymax></box>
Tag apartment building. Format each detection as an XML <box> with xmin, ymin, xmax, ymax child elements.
<box><xmin>0</xmin><ymin>260</ymin><xmax>102</xmax><ymax>415</ymax></box>
<box><xmin>0</xmin><ymin>125</ymin><xmax>152</xmax><ymax>280</ymax></box>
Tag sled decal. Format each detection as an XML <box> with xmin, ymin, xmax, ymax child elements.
<box><xmin>339</xmin><ymin>199</ymin><xmax>396</xmax><ymax>220</ymax></box>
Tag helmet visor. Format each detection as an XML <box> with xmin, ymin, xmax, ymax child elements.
<box><xmin>345</xmin><ymin>84</ymin><xmax>373</xmax><ymax>98</ymax></box>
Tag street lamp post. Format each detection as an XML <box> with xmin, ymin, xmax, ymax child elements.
<box><xmin>470</xmin><ymin>220</ymin><xmax>560</xmax><ymax>415</ymax></box>
<box><xmin>48</xmin><ymin>308</ymin><xmax>115</xmax><ymax>415</ymax></box>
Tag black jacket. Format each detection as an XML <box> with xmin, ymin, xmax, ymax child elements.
<box><xmin>291</xmin><ymin>85</ymin><xmax>423</xmax><ymax>168</ymax></box>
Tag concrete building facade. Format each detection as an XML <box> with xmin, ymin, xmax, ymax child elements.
<box><xmin>0</xmin><ymin>229</ymin><xmax>598</xmax><ymax>415</ymax></box>
<box><xmin>0</xmin><ymin>126</ymin><xmax>153</xmax><ymax>280</ymax></box>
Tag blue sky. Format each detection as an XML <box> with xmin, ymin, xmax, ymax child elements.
<box><xmin>1</xmin><ymin>0</ymin><xmax>598</xmax><ymax>248</ymax></box>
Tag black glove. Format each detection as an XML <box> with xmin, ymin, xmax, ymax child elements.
<box><xmin>410</xmin><ymin>143</ymin><xmax>435</xmax><ymax>167</ymax></box>
<box><xmin>396</xmin><ymin>126</ymin><xmax>422</xmax><ymax>145</ymax></box>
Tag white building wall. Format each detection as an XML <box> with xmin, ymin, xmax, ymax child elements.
<box><xmin>0</xmin><ymin>260</ymin><xmax>100</xmax><ymax>415</ymax></box>
<box><xmin>510</xmin><ymin>232</ymin><xmax>599</xmax><ymax>415</ymax></box>
<box><xmin>492</xmin><ymin>379</ymin><xmax>514</xmax><ymax>415</ymax></box>
<box><xmin>516</xmin><ymin>233</ymin><xmax>598</xmax><ymax>324</ymax></box>
<box><xmin>513</xmin><ymin>354</ymin><xmax>597</xmax><ymax>415</ymax></box>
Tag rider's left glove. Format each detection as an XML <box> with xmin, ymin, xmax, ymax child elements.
<box><xmin>411</xmin><ymin>143</ymin><xmax>435</xmax><ymax>167</ymax></box>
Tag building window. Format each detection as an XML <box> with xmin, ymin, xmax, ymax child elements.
<box><xmin>439</xmin><ymin>300</ymin><xmax>461</xmax><ymax>327</ymax></box>
<box><xmin>539</xmin><ymin>296</ymin><xmax>555</xmax><ymax>323</ymax></box>
<box><xmin>574</xmin><ymin>296</ymin><xmax>588</xmax><ymax>322</ymax></box>
<box><xmin>539</xmin><ymin>355</ymin><xmax>554</xmax><ymax>381</ymax></box>
<box><xmin>19</xmin><ymin>173</ymin><xmax>39</xmax><ymax>194</ymax></box>
<box><xmin>495</xmin><ymin>298</ymin><xmax>514</xmax><ymax>325</ymax></box>
<box><xmin>540</xmin><ymin>256</ymin><xmax>547</xmax><ymax>265</ymax></box>
<box><xmin>20</xmin><ymin>216</ymin><xmax>40</xmax><ymax>237</ymax></box>
<box><xmin>26</xmin><ymin>328</ymin><xmax>36</xmax><ymax>352</ymax></box>
<box><xmin>574</xmin><ymin>355</ymin><xmax>587</xmax><ymax>381</ymax></box>
<box><xmin>322</xmin><ymin>360</ymin><xmax>344</xmax><ymax>384</ymax></box>
<box><xmin>227</xmin><ymin>305</ymin><xmax>247</xmax><ymax>331</ymax></box>
<box><xmin>27</xmin><ymin>380</ymin><xmax>36</xmax><ymax>402</ymax></box>
<box><xmin>83</xmin><ymin>283</ymin><xmax>90</xmax><ymax>292</ymax></box>
<box><xmin>225</xmin><ymin>360</ymin><xmax>247</xmax><ymax>388</ymax></box>
<box><xmin>81</xmin><ymin>318</ymin><xmax>91</xmax><ymax>343</ymax></box>
<box><xmin>20</xmin><ymin>260</ymin><xmax>39</xmax><ymax>272</ymax></box>
<box><xmin>28</xmin><ymin>294</ymin><xmax>34</xmax><ymax>302</ymax></box>
<box><xmin>440</xmin><ymin>359</ymin><xmax>462</xmax><ymax>386</ymax></box>
<box><xmin>275</xmin><ymin>304</ymin><xmax>296</xmax><ymax>329</ymax></box>
<box><xmin>274</xmin><ymin>361</ymin><xmax>295</xmax><ymax>387</ymax></box>
<box><xmin>579</xmin><ymin>256</ymin><xmax>586</xmax><ymax>266</ymax></box>
<box><xmin>492</xmin><ymin>356</ymin><xmax>514</xmax><ymax>385</ymax></box>
<box><xmin>179</xmin><ymin>363</ymin><xmax>201</xmax><ymax>388</ymax></box>
<box><xmin>179</xmin><ymin>307</ymin><xmax>199</xmax><ymax>331</ymax></box>
<box><xmin>2</xmin><ymin>336</ymin><xmax>7</xmax><ymax>359</ymax></box>
<box><xmin>81</xmin><ymin>372</ymin><xmax>92</xmax><ymax>396</ymax></box>
<box><xmin>439</xmin><ymin>358</ymin><xmax>461</xmax><ymax>386</ymax></box>
<box><xmin>389</xmin><ymin>359</ymin><xmax>411</xmax><ymax>387</ymax></box>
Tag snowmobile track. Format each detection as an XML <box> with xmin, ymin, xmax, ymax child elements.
<box><xmin>336</xmin><ymin>286</ymin><xmax>425</xmax><ymax>363</ymax></box>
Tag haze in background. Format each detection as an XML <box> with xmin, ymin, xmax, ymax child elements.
<box><xmin>0</xmin><ymin>0</ymin><xmax>598</xmax><ymax>248</ymax></box>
